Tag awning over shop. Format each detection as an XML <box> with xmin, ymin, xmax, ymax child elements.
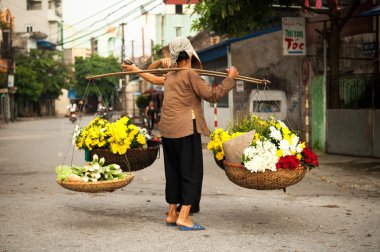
<box><xmin>37</xmin><ymin>40</ymin><xmax>56</xmax><ymax>50</ymax></box>
<box><xmin>68</xmin><ymin>89</ymin><xmax>77</xmax><ymax>100</ymax></box>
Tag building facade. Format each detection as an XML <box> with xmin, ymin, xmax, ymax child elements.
<box><xmin>1</xmin><ymin>0</ymin><xmax>62</xmax><ymax>51</ymax></box>
<box><xmin>0</xmin><ymin>7</ymin><xmax>15</xmax><ymax>122</ymax></box>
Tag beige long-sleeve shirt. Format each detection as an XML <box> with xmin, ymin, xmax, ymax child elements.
<box><xmin>160</xmin><ymin>69</ymin><xmax>235</xmax><ymax>138</ymax></box>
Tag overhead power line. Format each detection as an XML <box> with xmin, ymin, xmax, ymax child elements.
<box><xmin>60</xmin><ymin>0</ymin><xmax>139</xmax><ymax>41</ymax></box>
<box><xmin>48</xmin><ymin>0</ymin><xmax>130</xmax><ymax>38</ymax></box>
<box><xmin>71</xmin><ymin>1</ymin><xmax>164</xmax><ymax>49</ymax></box>
<box><xmin>57</xmin><ymin>0</ymin><xmax>158</xmax><ymax>47</ymax></box>
<box><xmin>57</xmin><ymin>0</ymin><xmax>162</xmax><ymax>46</ymax></box>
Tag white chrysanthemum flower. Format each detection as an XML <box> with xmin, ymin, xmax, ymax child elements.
<box><xmin>243</xmin><ymin>140</ymin><xmax>278</xmax><ymax>173</ymax></box>
<box><xmin>296</xmin><ymin>143</ymin><xmax>303</xmax><ymax>153</ymax></box>
<box><xmin>269</xmin><ymin>126</ymin><xmax>282</xmax><ymax>141</ymax></box>
<box><xmin>279</xmin><ymin>139</ymin><xmax>291</xmax><ymax>156</ymax></box>
<box><xmin>71</xmin><ymin>125</ymin><xmax>82</xmax><ymax>146</ymax></box>
<box><xmin>278</xmin><ymin>121</ymin><xmax>287</xmax><ymax>129</ymax></box>
<box><xmin>290</xmin><ymin>135</ymin><xmax>300</xmax><ymax>153</ymax></box>
<box><xmin>138</xmin><ymin>127</ymin><xmax>151</xmax><ymax>140</ymax></box>
<box><xmin>291</xmin><ymin>135</ymin><xmax>299</xmax><ymax>147</ymax></box>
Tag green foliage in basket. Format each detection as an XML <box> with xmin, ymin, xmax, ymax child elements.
<box><xmin>55</xmin><ymin>154</ymin><xmax>129</xmax><ymax>182</ymax></box>
<box><xmin>227</xmin><ymin>112</ymin><xmax>271</xmax><ymax>137</ymax></box>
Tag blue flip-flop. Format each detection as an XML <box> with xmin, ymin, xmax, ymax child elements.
<box><xmin>166</xmin><ymin>222</ymin><xmax>177</xmax><ymax>227</ymax></box>
<box><xmin>179</xmin><ymin>223</ymin><xmax>205</xmax><ymax>231</ymax></box>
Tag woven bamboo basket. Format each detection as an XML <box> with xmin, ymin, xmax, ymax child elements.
<box><xmin>223</xmin><ymin>161</ymin><xmax>306</xmax><ymax>190</ymax></box>
<box><xmin>214</xmin><ymin>156</ymin><xmax>225</xmax><ymax>170</ymax></box>
<box><xmin>56</xmin><ymin>174</ymin><xmax>134</xmax><ymax>193</ymax></box>
<box><xmin>89</xmin><ymin>142</ymin><xmax>159</xmax><ymax>172</ymax></box>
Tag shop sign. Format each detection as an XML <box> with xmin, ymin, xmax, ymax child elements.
<box><xmin>282</xmin><ymin>17</ymin><xmax>306</xmax><ymax>56</ymax></box>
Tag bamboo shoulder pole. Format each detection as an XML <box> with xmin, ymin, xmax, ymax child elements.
<box><xmin>86</xmin><ymin>68</ymin><xmax>270</xmax><ymax>84</ymax></box>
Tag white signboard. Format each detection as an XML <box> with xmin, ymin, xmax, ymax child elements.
<box><xmin>236</xmin><ymin>80</ymin><xmax>244</xmax><ymax>92</ymax></box>
<box><xmin>8</xmin><ymin>74</ymin><xmax>14</xmax><ymax>88</ymax></box>
<box><xmin>282</xmin><ymin>17</ymin><xmax>306</xmax><ymax>56</ymax></box>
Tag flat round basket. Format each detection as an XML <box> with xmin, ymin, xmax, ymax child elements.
<box><xmin>89</xmin><ymin>143</ymin><xmax>159</xmax><ymax>172</ymax></box>
<box><xmin>56</xmin><ymin>174</ymin><xmax>134</xmax><ymax>193</ymax></box>
<box><xmin>223</xmin><ymin>161</ymin><xmax>306</xmax><ymax>190</ymax></box>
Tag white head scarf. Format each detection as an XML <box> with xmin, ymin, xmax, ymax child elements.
<box><xmin>169</xmin><ymin>37</ymin><xmax>202</xmax><ymax>69</ymax></box>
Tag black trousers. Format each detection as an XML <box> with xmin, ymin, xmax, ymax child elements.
<box><xmin>162</xmin><ymin>120</ymin><xmax>203</xmax><ymax>206</ymax></box>
<box><xmin>147</xmin><ymin>116</ymin><xmax>155</xmax><ymax>130</ymax></box>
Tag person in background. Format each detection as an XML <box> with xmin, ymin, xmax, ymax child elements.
<box><xmin>122</xmin><ymin>37</ymin><xmax>238</xmax><ymax>231</ymax></box>
<box><xmin>145</xmin><ymin>100</ymin><xmax>157</xmax><ymax>134</ymax></box>
<box><xmin>67</xmin><ymin>100</ymin><xmax>77</xmax><ymax>114</ymax></box>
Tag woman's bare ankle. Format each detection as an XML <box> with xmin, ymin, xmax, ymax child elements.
<box><xmin>176</xmin><ymin>205</ymin><xmax>194</xmax><ymax>227</ymax></box>
<box><xmin>166</xmin><ymin>204</ymin><xmax>178</xmax><ymax>223</ymax></box>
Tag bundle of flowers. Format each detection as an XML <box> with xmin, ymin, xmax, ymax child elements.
<box><xmin>208</xmin><ymin>115</ymin><xmax>318</xmax><ymax>173</ymax></box>
<box><xmin>207</xmin><ymin>128</ymin><xmax>243</xmax><ymax>161</ymax></box>
<box><xmin>55</xmin><ymin>154</ymin><xmax>130</xmax><ymax>182</ymax></box>
<box><xmin>73</xmin><ymin>116</ymin><xmax>151</xmax><ymax>155</ymax></box>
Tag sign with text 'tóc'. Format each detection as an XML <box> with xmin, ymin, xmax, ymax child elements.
<box><xmin>282</xmin><ymin>17</ymin><xmax>306</xmax><ymax>56</ymax></box>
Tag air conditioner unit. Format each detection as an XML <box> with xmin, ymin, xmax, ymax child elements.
<box><xmin>249</xmin><ymin>90</ymin><xmax>287</xmax><ymax>120</ymax></box>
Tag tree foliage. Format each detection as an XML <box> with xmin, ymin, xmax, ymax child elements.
<box><xmin>74</xmin><ymin>55</ymin><xmax>121</xmax><ymax>101</ymax></box>
<box><xmin>192</xmin><ymin>0</ymin><xmax>362</xmax><ymax>107</ymax></box>
<box><xmin>136</xmin><ymin>95</ymin><xmax>149</xmax><ymax>109</ymax></box>
<box><xmin>192</xmin><ymin>0</ymin><xmax>276</xmax><ymax>37</ymax></box>
<box><xmin>15</xmin><ymin>49</ymin><xmax>72</xmax><ymax>101</ymax></box>
<box><xmin>299</xmin><ymin>0</ymin><xmax>361</xmax><ymax>108</ymax></box>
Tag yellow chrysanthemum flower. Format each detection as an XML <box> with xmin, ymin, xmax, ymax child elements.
<box><xmin>301</xmin><ymin>142</ymin><xmax>306</xmax><ymax>149</ymax></box>
<box><xmin>282</xmin><ymin>127</ymin><xmax>290</xmax><ymax>136</ymax></box>
<box><xmin>276</xmin><ymin>149</ymin><xmax>283</xmax><ymax>157</ymax></box>
<box><xmin>137</xmin><ymin>134</ymin><xmax>146</xmax><ymax>145</ymax></box>
<box><xmin>207</xmin><ymin>141</ymin><xmax>215</xmax><ymax>151</ymax></box>
<box><xmin>215</xmin><ymin>151</ymin><xmax>224</xmax><ymax>161</ymax></box>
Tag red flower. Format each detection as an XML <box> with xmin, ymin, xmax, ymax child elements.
<box><xmin>302</xmin><ymin>147</ymin><xmax>319</xmax><ymax>167</ymax></box>
<box><xmin>276</xmin><ymin>155</ymin><xmax>300</xmax><ymax>170</ymax></box>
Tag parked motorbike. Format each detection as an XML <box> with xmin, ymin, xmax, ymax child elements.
<box><xmin>95</xmin><ymin>106</ymin><xmax>113</xmax><ymax>121</ymax></box>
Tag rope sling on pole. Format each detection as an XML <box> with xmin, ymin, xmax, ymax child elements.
<box><xmin>86</xmin><ymin>68</ymin><xmax>270</xmax><ymax>85</ymax></box>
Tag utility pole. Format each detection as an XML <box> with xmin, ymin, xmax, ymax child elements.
<box><xmin>60</xmin><ymin>20</ymin><xmax>64</xmax><ymax>52</ymax></box>
<box><xmin>120</xmin><ymin>23</ymin><xmax>127</xmax><ymax>113</ymax></box>
<box><xmin>60</xmin><ymin>21</ymin><xmax>64</xmax><ymax>61</ymax></box>
<box><xmin>120</xmin><ymin>23</ymin><xmax>126</xmax><ymax>63</ymax></box>
<box><xmin>8</xmin><ymin>14</ymin><xmax>15</xmax><ymax>122</ymax></box>
<box><xmin>150</xmin><ymin>39</ymin><xmax>154</xmax><ymax>64</ymax></box>
<box><xmin>141</xmin><ymin>27</ymin><xmax>145</xmax><ymax>61</ymax></box>
<box><xmin>131</xmin><ymin>40</ymin><xmax>135</xmax><ymax>62</ymax></box>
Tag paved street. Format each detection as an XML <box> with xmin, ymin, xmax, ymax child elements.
<box><xmin>0</xmin><ymin>117</ymin><xmax>379</xmax><ymax>252</ymax></box>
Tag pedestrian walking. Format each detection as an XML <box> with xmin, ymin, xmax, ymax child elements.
<box><xmin>145</xmin><ymin>100</ymin><xmax>157</xmax><ymax>134</ymax></box>
<box><xmin>122</xmin><ymin>37</ymin><xmax>238</xmax><ymax>231</ymax></box>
